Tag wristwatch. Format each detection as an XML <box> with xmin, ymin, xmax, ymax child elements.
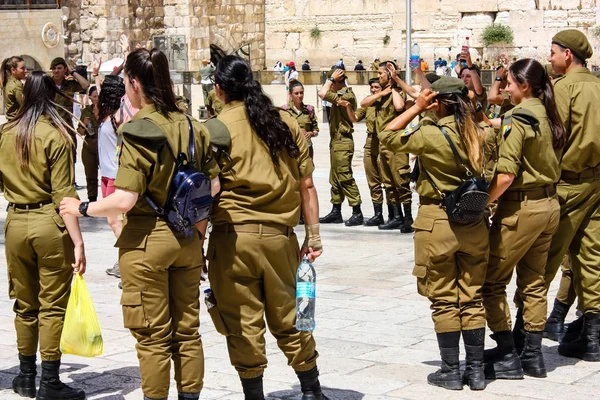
<box><xmin>79</xmin><ymin>201</ymin><xmax>90</xmax><ymax>217</ymax></box>
<box><xmin>328</xmin><ymin>77</ymin><xmax>335</xmax><ymax>83</ymax></box>
<box><xmin>495</xmin><ymin>76</ymin><xmax>503</xmax><ymax>82</ymax></box>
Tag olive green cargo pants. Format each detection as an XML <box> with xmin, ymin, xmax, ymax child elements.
<box><xmin>412</xmin><ymin>204</ymin><xmax>489</xmax><ymax>333</ymax></box>
<box><xmin>484</xmin><ymin>196</ymin><xmax>560</xmax><ymax>332</ymax></box>
<box><xmin>206</xmin><ymin>224</ymin><xmax>319</xmax><ymax>379</ymax></box>
<box><xmin>118</xmin><ymin>218</ymin><xmax>205</xmax><ymax>399</ymax></box>
<box><xmin>363</xmin><ymin>133</ymin><xmax>384</xmax><ymax>204</ymax></box>
<box><xmin>4</xmin><ymin>204</ymin><xmax>74</xmax><ymax>361</ymax></box>
<box><xmin>515</xmin><ymin>177</ymin><xmax>600</xmax><ymax>313</ymax></box>
<box><xmin>329</xmin><ymin>136</ymin><xmax>361</xmax><ymax>206</ymax></box>
<box><xmin>379</xmin><ymin>147</ymin><xmax>411</xmax><ymax>205</ymax></box>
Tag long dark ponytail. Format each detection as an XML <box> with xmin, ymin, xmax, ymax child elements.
<box><xmin>509</xmin><ymin>58</ymin><xmax>566</xmax><ymax>149</ymax></box>
<box><xmin>0</xmin><ymin>56</ymin><xmax>24</xmax><ymax>89</ymax></box>
<box><xmin>215</xmin><ymin>55</ymin><xmax>299</xmax><ymax>164</ymax></box>
<box><xmin>124</xmin><ymin>48</ymin><xmax>178</xmax><ymax>118</ymax></box>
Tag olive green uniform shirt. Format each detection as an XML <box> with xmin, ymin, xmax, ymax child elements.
<box><xmin>3</xmin><ymin>76</ymin><xmax>23</xmax><ymax>121</ymax></box>
<box><xmin>78</xmin><ymin>105</ymin><xmax>99</xmax><ymax>136</ymax></box>
<box><xmin>553</xmin><ymin>66</ymin><xmax>600</xmax><ymax>173</ymax></box>
<box><xmin>114</xmin><ymin>105</ymin><xmax>220</xmax><ymax>217</ymax></box>
<box><xmin>211</xmin><ymin>101</ymin><xmax>315</xmax><ymax>227</ymax></box>
<box><xmin>206</xmin><ymin>88</ymin><xmax>224</xmax><ymax>115</ymax></box>
<box><xmin>497</xmin><ymin>98</ymin><xmax>561</xmax><ymax>190</ymax></box>
<box><xmin>355</xmin><ymin>107</ymin><xmax>375</xmax><ymax>134</ymax></box>
<box><xmin>474</xmin><ymin>86</ymin><xmax>488</xmax><ymax>114</ymax></box>
<box><xmin>378</xmin><ymin>116</ymin><xmax>480</xmax><ymax>200</ymax></box>
<box><xmin>374</xmin><ymin>87</ymin><xmax>404</xmax><ymax>134</ymax></box>
<box><xmin>323</xmin><ymin>87</ymin><xmax>357</xmax><ymax>136</ymax></box>
<box><xmin>0</xmin><ymin>116</ymin><xmax>78</xmax><ymax>206</ymax></box>
<box><xmin>55</xmin><ymin>79</ymin><xmax>85</xmax><ymax>127</ymax></box>
<box><xmin>285</xmin><ymin>103</ymin><xmax>319</xmax><ymax>146</ymax></box>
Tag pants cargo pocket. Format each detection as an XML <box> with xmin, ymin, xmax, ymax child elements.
<box><xmin>412</xmin><ymin>264</ymin><xmax>429</xmax><ymax>297</ymax></box>
<box><xmin>208</xmin><ymin>305</ymin><xmax>229</xmax><ymax>336</ymax></box>
<box><xmin>120</xmin><ymin>291</ymin><xmax>149</xmax><ymax>329</ymax></box>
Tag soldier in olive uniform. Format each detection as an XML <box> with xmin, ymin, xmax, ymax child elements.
<box><xmin>1</xmin><ymin>71</ymin><xmax>86</xmax><ymax>400</ymax></box>
<box><xmin>482</xmin><ymin>59</ymin><xmax>564</xmax><ymax>380</ymax></box>
<box><xmin>283</xmin><ymin>80</ymin><xmax>319</xmax><ymax>159</ymax></box>
<box><xmin>61</xmin><ymin>48</ymin><xmax>221</xmax><ymax>400</ymax></box>
<box><xmin>206</xmin><ymin>55</ymin><xmax>328</xmax><ymax>400</ymax></box>
<box><xmin>362</xmin><ymin>61</ymin><xmax>414</xmax><ymax>231</ymax></box>
<box><xmin>77</xmin><ymin>86</ymin><xmax>100</xmax><ymax>201</ymax></box>
<box><xmin>318</xmin><ymin>67</ymin><xmax>363</xmax><ymax>226</ymax></box>
<box><xmin>1</xmin><ymin>56</ymin><xmax>26</xmax><ymax>121</ymax></box>
<box><xmin>532</xmin><ymin>29</ymin><xmax>600</xmax><ymax>362</ymax></box>
<box><xmin>458</xmin><ymin>50</ymin><xmax>487</xmax><ymax>119</ymax></box>
<box><xmin>379</xmin><ymin>78</ymin><xmax>489</xmax><ymax>391</ymax></box>
<box><xmin>340</xmin><ymin>78</ymin><xmax>385</xmax><ymax>226</ymax></box>
<box><xmin>206</xmin><ymin>87</ymin><xmax>224</xmax><ymax>117</ymax></box>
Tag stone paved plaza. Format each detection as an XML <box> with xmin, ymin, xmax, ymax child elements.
<box><xmin>1</xmin><ymin>120</ymin><xmax>599</xmax><ymax>399</ymax></box>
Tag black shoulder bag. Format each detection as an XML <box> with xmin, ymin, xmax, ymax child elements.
<box><xmin>422</xmin><ymin>127</ymin><xmax>489</xmax><ymax>223</ymax></box>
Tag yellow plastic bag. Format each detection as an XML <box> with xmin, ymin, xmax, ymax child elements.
<box><xmin>60</xmin><ymin>273</ymin><xmax>103</xmax><ymax>357</ymax></box>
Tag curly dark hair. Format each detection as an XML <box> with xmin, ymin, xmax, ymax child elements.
<box><xmin>98</xmin><ymin>77</ymin><xmax>125</xmax><ymax>132</ymax></box>
<box><xmin>214</xmin><ymin>55</ymin><xmax>299</xmax><ymax>165</ymax></box>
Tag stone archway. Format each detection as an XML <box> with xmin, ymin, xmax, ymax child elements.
<box><xmin>21</xmin><ymin>55</ymin><xmax>43</xmax><ymax>72</ymax></box>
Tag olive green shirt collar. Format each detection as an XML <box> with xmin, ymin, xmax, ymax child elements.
<box><xmin>221</xmin><ymin>100</ymin><xmax>244</xmax><ymax>113</ymax></box>
<box><xmin>132</xmin><ymin>104</ymin><xmax>157</xmax><ymax>121</ymax></box>
<box><xmin>565</xmin><ymin>66</ymin><xmax>591</xmax><ymax>77</ymax></box>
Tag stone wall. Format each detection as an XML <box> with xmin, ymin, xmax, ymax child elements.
<box><xmin>0</xmin><ymin>9</ymin><xmax>65</xmax><ymax>71</ymax></box>
<box><xmin>264</xmin><ymin>0</ymin><xmax>600</xmax><ymax>69</ymax></box>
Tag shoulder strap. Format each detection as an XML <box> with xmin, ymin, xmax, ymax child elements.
<box><xmin>185</xmin><ymin>115</ymin><xmax>195</xmax><ymax>162</ymax></box>
<box><xmin>439</xmin><ymin>127</ymin><xmax>472</xmax><ymax>175</ymax></box>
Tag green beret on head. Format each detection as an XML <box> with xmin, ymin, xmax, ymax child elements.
<box><xmin>368</xmin><ymin>77</ymin><xmax>379</xmax><ymax>85</ymax></box>
<box><xmin>50</xmin><ymin>57</ymin><xmax>67</xmax><ymax>69</ymax></box>
<box><xmin>430</xmin><ymin>77</ymin><xmax>467</xmax><ymax>96</ymax></box>
<box><xmin>327</xmin><ymin>67</ymin><xmax>347</xmax><ymax>81</ymax></box>
<box><xmin>552</xmin><ymin>29</ymin><xmax>593</xmax><ymax>61</ymax></box>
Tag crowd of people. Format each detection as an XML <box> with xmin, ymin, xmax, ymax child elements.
<box><xmin>0</xmin><ymin>26</ymin><xmax>599</xmax><ymax>400</ymax></box>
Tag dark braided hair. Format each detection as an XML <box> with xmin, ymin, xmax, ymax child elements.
<box><xmin>98</xmin><ymin>77</ymin><xmax>125</xmax><ymax>133</ymax></box>
<box><xmin>215</xmin><ymin>55</ymin><xmax>299</xmax><ymax>165</ymax></box>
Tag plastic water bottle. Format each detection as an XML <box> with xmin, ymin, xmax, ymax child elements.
<box><xmin>204</xmin><ymin>288</ymin><xmax>216</xmax><ymax>310</ymax></box>
<box><xmin>296</xmin><ymin>256</ymin><xmax>316</xmax><ymax>331</ymax></box>
<box><xmin>410</xmin><ymin>43</ymin><xmax>420</xmax><ymax>69</ymax></box>
<box><xmin>461</xmin><ymin>37</ymin><xmax>470</xmax><ymax>61</ymax></box>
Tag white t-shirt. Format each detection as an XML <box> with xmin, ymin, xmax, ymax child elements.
<box><xmin>98</xmin><ymin>119</ymin><xmax>119</xmax><ymax>179</ymax></box>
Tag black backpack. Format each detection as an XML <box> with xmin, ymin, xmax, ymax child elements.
<box><xmin>422</xmin><ymin>127</ymin><xmax>489</xmax><ymax>223</ymax></box>
<box><xmin>145</xmin><ymin>116</ymin><xmax>213</xmax><ymax>236</ymax></box>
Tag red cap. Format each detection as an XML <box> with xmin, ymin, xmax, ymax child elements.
<box><xmin>289</xmin><ymin>61</ymin><xmax>295</xmax><ymax>67</ymax></box>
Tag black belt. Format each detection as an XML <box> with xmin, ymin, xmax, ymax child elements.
<box><xmin>419</xmin><ymin>197</ymin><xmax>443</xmax><ymax>206</ymax></box>
<box><xmin>561</xmin><ymin>165</ymin><xmax>600</xmax><ymax>182</ymax></box>
<box><xmin>8</xmin><ymin>200</ymin><xmax>53</xmax><ymax>210</ymax></box>
<box><xmin>502</xmin><ymin>185</ymin><xmax>556</xmax><ymax>202</ymax></box>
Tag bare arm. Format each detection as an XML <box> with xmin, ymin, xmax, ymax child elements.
<box><xmin>72</xmin><ymin>71</ymin><xmax>90</xmax><ymax>91</ymax></box>
<box><xmin>488</xmin><ymin>67</ymin><xmax>507</xmax><ymax>105</ymax></box>
<box><xmin>62</xmin><ymin>214</ymin><xmax>86</xmax><ymax>275</ymax></box>
<box><xmin>299</xmin><ymin>174</ymin><xmax>322</xmax><ymax>262</ymax></box>
<box><xmin>360</xmin><ymin>86</ymin><xmax>391</xmax><ymax>107</ymax></box>
<box><xmin>488</xmin><ymin>173</ymin><xmax>515</xmax><ymax>204</ymax></box>
<box><xmin>392</xmin><ymin>88</ymin><xmax>405</xmax><ymax>111</ymax></box>
<box><xmin>60</xmin><ymin>188</ymin><xmax>138</xmax><ymax>218</ymax></box>
<box><xmin>464</xmin><ymin>51</ymin><xmax>483</xmax><ymax>96</ymax></box>
<box><xmin>384</xmin><ymin>89</ymin><xmax>438</xmax><ymax>132</ymax></box>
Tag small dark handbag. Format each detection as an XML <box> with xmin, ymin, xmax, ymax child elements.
<box><xmin>422</xmin><ymin>127</ymin><xmax>489</xmax><ymax>223</ymax></box>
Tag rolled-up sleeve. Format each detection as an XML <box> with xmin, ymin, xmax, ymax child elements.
<box><xmin>378</xmin><ymin>126</ymin><xmax>426</xmax><ymax>156</ymax></box>
<box><xmin>496</xmin><ymin>122</ymin><xmax>525</xmax><ymax>176</ymax></box>
<box><xmin>195</xmin><ymin>123</ymin><xmax>221</xmax><ymax>179</ymax></box>
<box><xmin>114</xmin><ymin>135</ymin><xmax>152</xmax><ymax>194</ymax></box>
<box><xmin>47</xmin><ymin>136</ymin><xmax>78</xmax><ymax>206</ymax></box>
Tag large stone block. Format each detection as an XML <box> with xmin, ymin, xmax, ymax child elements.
<box><xmin>567</xmin><ymin>10</ymin><xmax>596</xmax><ymax>27</ymax></box>
<box><xmin>498</xmin><ymin>0</ymin><xmax>536</xmax><ymax>12</ymax></box>
<box><xmin>458</xmin><ymin>13</ymin><xmax>495</xmax><ymax>30</ymax></box>
<box><xmin>441</xmin><ymin>1</ymin><xmax>498</xmax><ymax>13</ymax></box>
<box><xmin>544</xmin><ymin>10</ymin><xmax>569</xmax><ymax>28</ymax></box>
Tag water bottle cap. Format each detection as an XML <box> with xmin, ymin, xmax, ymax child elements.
<box><xmin>466</xmin><ymin>37</ymin><xmax>470</xmax><ymax>40</ymax></box>
<box><xmin>204</xmin><ymin>288</ymin><xmax>212</xmax><ymax>294</ymax></box>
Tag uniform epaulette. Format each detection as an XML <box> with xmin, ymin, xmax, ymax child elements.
<box><xmin>121</xmin><ymin>119</ymin><xmax>166</xmax><ymax>141</ymax></box>
<box><xmin>420</xmin><ymin>117</ymin><xmax>437</xmax><ymax>126</ymax></box>
<box><xmin>511</xmin><ymin>108</ymin><xmax>540</xmax><ymax>131</ymax></box>
<box><xmin>203</xmin><ymin>117</ymin><xmax>231</xmax><ymax>149</ymax></box>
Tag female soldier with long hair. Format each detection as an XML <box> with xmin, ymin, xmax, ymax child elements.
<box><xmin>59</xmin><ymin>48</ymin><xmax>221</xmax><ymax>400</ymax></box>
<box><xmin>284</xmin><ymin>80</ymin><xmax>319</xmax><ymax>159</ymax></box>
<box><xmin>206</xmin><ymin>55</ymin><xmax>327</xmax><ymax>400</ymax></box>
<box><xmin>77</xmin><ymin>86</ymin><xmax>100</xmax><ymax>202</ymax></box>
<box><xmin>0</xmin><ymin>56</ymin><xmax>27</xmax><ymax>121</ymax></box>
<box><xmin>482</xmin><ymin>59</ymin><xmax>564</xmax><ymax>380</ymax></box>
<box><xmin>0</xmin><ymin>71</ymin><xmax>86</xmax><ymax>400</ymax></box>
<box><xmin>379</xmin><ymin>77</ymin><xmax>489</xmax><ymax>391</ymax></box>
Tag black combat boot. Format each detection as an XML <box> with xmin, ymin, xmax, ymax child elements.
<box><xmin>296</xmin><ymin>367</ymin><xmax>330</xmax><ymax>400</ymax></box>
<box><xmin>462</xmin><ymin>328</ymin><xmax>486</xmax><ymax>390</ymax></box>
<box><xmin>240</xmin><ymin>375</ymin><xmax>265</xmax><ymax>400</ymax></box>
<box><xmin>345</xmin><ymin>205</ymin><xmax>364</xmax><ymax>227</ymax></box>
<box><xmin>558</xmin><ymin>313</ymin><xmax>600</xmax><ymax>361</ymax></box>
<box><xmin>561</xmin><ymin>314</ymin><xmax>585</xmax><ymax>344</ymax></box>
<box><xmin>364</xmin><ymin>203</ymin><xmax>384</xmax><ymax>226</ymax></box>
<box><xmin>178</xmin><ymin>392</ymin><xmax>200</xmax><ymax>400</ymax></box>
<box><xmin>12</xmin><ymin>354</ymin><xmax>36</xmax><ymax>398</ymax></box>
<box><xmin>319</xmin><ymin>204</ymin><xmax>343</xmax><ymax>224</ymax></box>
<box><xmin>378</xmin><ymin>204</ymin><xmax>403</xmax><ymax>230</ymax></box>
<box><xmin>400</xmin><ymin>203</ymin><xmax>414</xmax><ymax>233</ymax></box>
<box><xmin>428</xmin><ymin>331</ymin><xmax>463</xmax><ymax>390</ymax></box>
<box><xmin>545</xmin><ymin>299</ymin><xmax>571</xmax><ymax>342</ymax></box>
<box><xmin>513</xmin><ymin>308</ymin><xmax>525</xmax><ymax>355</ymax></box>
<box><xmin>483</xmin><ymin>331</ymin><xmax>524</xmax><ymax>380</ymax></box>
<box><xmin>520</xmin><ymin>331</ymin><xmax>547</xmax><ymax>377</ymax></box>
<box><xmin>36</xmin><ymin>360</ymin><xmax>85</xmax><ymax>400</ymax></box>
<box><xmin>385</xmin><ymin>204</ymin><xmax>394</xmax><ymax>223</ymax></box>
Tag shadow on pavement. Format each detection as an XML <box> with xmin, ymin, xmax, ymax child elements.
<box><xmin>268</xmin><ymin>385</ymin><xmax>364</xmax><ymax>400</ymax></box>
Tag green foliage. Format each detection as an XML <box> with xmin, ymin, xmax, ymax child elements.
<box><xmin>383</xmin><ymin>34</ymin><xmax>390</xmax><ymax>46</ymax></box>
<box><xmin>310</xmin><ymin>27</ymin><xmax>322</xmax><ymax>39</ymax></box>
<box><xmin>481</xmin><ymin>24</ymin><xmax>514</xmax><ymax>47</ymax></box>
